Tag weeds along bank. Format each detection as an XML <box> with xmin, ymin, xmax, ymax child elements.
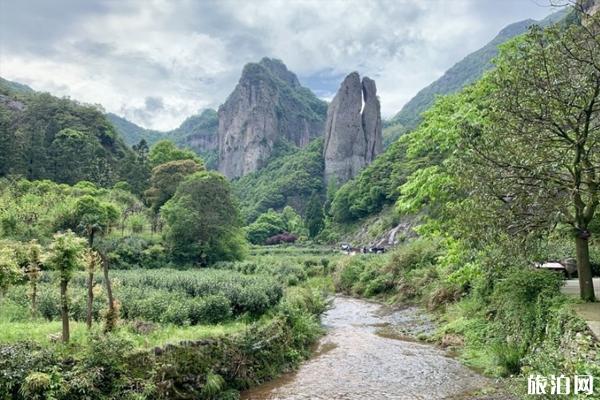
<box><xmin>0</xmin><ymin>255</ymin><xmax>333</xmax><ymax>400</ymax></box>
<box><xmin>332</xmin><ymin>238</ymin><xmax>600</xmax><ymax>397</ymax></box>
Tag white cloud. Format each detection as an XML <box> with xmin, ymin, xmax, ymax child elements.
<box><xmin>0</xmin><ymin>0</ymin><xmax>556</xmax><ymax>130</ymax></box>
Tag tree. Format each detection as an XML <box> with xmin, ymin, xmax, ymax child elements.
<box><xmin>45</xmin><ymin>231</ymin><xmax>85</xmax><ymax>342</ymax></box>
<box><xmin>148</xmin><ymin>140</ymin><xmax>203</xmax><ymax>168</ymax></box>
<box><xmin>83</xmin><ymin>249</ymin><xmax>101</xmax><ymax>329</ymax></box>
<box><xmin>25</xmin><ymin>240</ymin><xmax>43</xmax><ymax>316</ymax></box>
<box><xmin>462</xmin><ymin>19</ymin><xmax>600</xmax><ymax>301</ymax></box>
<box><xmin>0</xmin><ymin>247</ymin><xmax>21</xmax><ymax>297</ymax></box>
<box><xmin>73</xmin><ymin>195</ymin><xmax>119</xmax><ymax>247</ymax></box>
<box><xmin>305</xmin><ymin>193</ymin><xmax>325</xmax><ymax>238</ymax></box>
<box><xmin>144</xmin><ymin>159</ymin><xmax>203</xmax><ymax>214</ymax></box>
<box><xmin>162</xmin><ymin>171</ymin><xmax>246</xmax><ymax>264</ymax></box>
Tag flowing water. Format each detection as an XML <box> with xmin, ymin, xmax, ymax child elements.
<box><xmin>242</xmin><ymin>296</ymin><xmax>494</xmax><ymax>400</ymax></box>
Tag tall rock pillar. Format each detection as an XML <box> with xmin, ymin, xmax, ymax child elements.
<box><xmin>323</xmin><ymin>72</ymin><xmax>382</xmax><ymax>184</ymax></box>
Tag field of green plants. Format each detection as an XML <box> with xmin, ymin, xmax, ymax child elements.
<box><xmin>0</xmin><ymin>251</ymin><xmax>335</xmax><ymax>400</ymax></box>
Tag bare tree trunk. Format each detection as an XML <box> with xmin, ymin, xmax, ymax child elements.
<box><xmin>31</xmin><ymin>280</ymin><xmax>37</xmax><ymax>316</ymax></box>
<box><xmin>86</xmin><ymin>269</ymin><xmax>94</xmax><ymax>329</ymax></box>
<box><xmin>575</xmin><ymin>235</ymin><xmax>596</xmax><ymax>301</ymax></box>
<box><xmin>60</xmin><ymin>279</ymin><xmax>70</xmax><ymax>342</ymax></box>
<box><xmin>100</xmin><ymin>251</ymin><xmax>117</xmax><ymax>331</ymax></box>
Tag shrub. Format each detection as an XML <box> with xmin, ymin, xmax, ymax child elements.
<box><xmin>265</xmin><ymin>233</ymin><xmax>297</xmax><ymax>245</ymax></box>
<box><xmin>8</xmin><ymin>269</ymin><xmax>283</xmax><ymax>326</ymax></box>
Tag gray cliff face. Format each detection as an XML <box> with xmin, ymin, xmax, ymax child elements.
<box><xmin>218</xmin><ymin>58</ymin><xmax>326</xmax><ymax>179</ymax></box>
<box><xmin>323</xmin><ymin>72</ymin><xmax>383</xmax><ymax>184</ymax></box>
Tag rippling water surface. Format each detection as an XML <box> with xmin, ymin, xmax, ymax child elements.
<box><xmin>242</xmin><ymin>296</ymin><xmax>492</xmax><ymax>400</ymax></box>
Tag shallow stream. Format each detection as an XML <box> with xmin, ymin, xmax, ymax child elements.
<box><xmin>242</xmin><ymin>296</ymin><xmax>493</xmax><ymax>400</ymax></box>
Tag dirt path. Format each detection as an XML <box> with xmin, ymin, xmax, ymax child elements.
<box><xmin>242</xmin><ymin>296</ymin><xmax>500</xmax><ymax>400</ymax></box>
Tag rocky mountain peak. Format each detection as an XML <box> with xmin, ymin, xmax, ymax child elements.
<box><xmin>218</xmin><ymin>58</ymin><xmax>326</xmax><ymax>179</ymax></box>
<box><xmin>323</xmin><ymin>72</ymin><xmax>382</xmax><ymax>184</ymax></box>
<box><xmin>258</xmin><ymin>57</ymin><xmax>300</xmax><ymax>87</ymax></box>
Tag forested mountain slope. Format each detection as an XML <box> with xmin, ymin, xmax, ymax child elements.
<box><xmin>106</xmin><ymin>113</ymin><xmax>165</xmax><ymax>147</ymax></box>
<box><xmin>0</xmin><ymin>79</ymin><xmax>145</xmax><ymax>189</ymax></box>
<box><xmin>383</xmin><ymin>8</ymin><xmax>570</xmax><ymax>145</ymax></box>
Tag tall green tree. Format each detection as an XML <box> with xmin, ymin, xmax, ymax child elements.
<box><xmin>83</xmin><ymin>249</ymin><xmax>101</xmax><ymax>329</ymax></box>
<box><xmin>162</xmin><ymin>171</ymin><xmax>246</xmax><ymax>264</ymax></box>
<box><xmin>148</xmin><ymin>140</ymin><xmax>202</xmax><ymax>168</ymax></box>
<box><xmin>0</xmin><ymin>247</ymin><xmax>20</xmax><ymax>297</ymax></box>
<box><xmin>305</xmin><ymin>193</ymin><xmax>325</xmax><ymax>238</ymax></box>
<box><xmin>73</xmin><ymin>195</ymin><xmax>119</xmax><ymax>247</ymax></box>
<box><xmin>462</xmin><ymin>19</ymin><xmax>600</xmax><ymax>301</ymax></box>
<box><xmin>144</xmin><ymin>159</ymin><xmax>204</xmax><ymax>214</ymax></box>
<box><xmin>45</xmin><ymin>231</ymin><xmax>85</xmax><ymax>342</ymax></box>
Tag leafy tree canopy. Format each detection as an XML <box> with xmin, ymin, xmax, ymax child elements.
<box><xmin>162</xmin><ymin>171</ymin><xmax>246</xmax><ymax>264</ymax></box>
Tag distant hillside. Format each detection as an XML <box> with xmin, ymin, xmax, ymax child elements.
<box><xmin>171</xmin><ymin>109</ymin><xmax>219</xmax><ymax>169</ymax></box>
<box><xmin>233</xmin><ymin>138</ymin><xmax>325</xmax><ymax>223</ymax></box>
<box><xmin>106</xmin><ymin>113</ymin><xmax>165</xmax><ymax>147</ymax></box>
<box><xmin>384</xmin><ymin>8</ymin><xmax>570</xmax><ymax>145</ymax></box>
<box><xmin>0</xmin><ymin>77</ymin><xmax>34</xmax><ymax>94</ymax></box>
<box><xmin>108</xmin><ymin>108</ymin><xmax>219</xmax><ymax>169</ymax></box>
<box><xmin>0</xmin><ymin>78</ymin><xmax>144</xmax><ymax>189</ymax></box>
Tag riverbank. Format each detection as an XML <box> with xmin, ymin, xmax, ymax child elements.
<box><xmin>329</xmin><ymin>239</ymin><xmax>600</xmax><ymax>398</ymax></box>
<box><xmin>243</xmin><ymin>296</ymin><xmax>507</xmax><ymax>400</ymax></box>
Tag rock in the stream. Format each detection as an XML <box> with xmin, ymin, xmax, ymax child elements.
<box><xmin>323</xmin><ymin>72</ymin><xmax>383</xmax><ymax>185</ymax></box>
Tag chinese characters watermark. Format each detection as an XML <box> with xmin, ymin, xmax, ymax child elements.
<box><xmin>528</xmin><ymin>374</ymin><xmax>595</xmax><ymax>396</ymax></box>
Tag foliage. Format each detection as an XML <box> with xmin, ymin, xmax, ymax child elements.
<box><xmin>0</xmin><ymin>81</ymin><xmax>144</xmax><ymax>188</ymax></box>
<box><xmin>45</xmin><ymin>231</ymin><xmax>86</xmax><ymax>285</ymax></box>
<box><xmin>73</xmin><ymin>195</ymin><xmax>119</xmax><ymax>245</ymax></box>
<box><xmin>0</xmin><ymin>281</ymin><xmax>326</xmax><ymax>400</ymax></box>
<box><xmin>102</xmin><ymin>236</ymin><xmax>167</xmax><ymax>270</ymax></box>
<box><xmin>45</xmin><ymin>230</ymin><xmax>86</xmax><ymax>342</ymax></box>
<box><xmin>245</xmin><ymin>208</ymin><xmax>306</xmax><ymax>245</ymax></box>
<box><xmin>305</xmin><ymin>193</ymin><xmax>324</xmax><ymax>238</ymax></box>
<box><xmin>144</xmin><ymin>159</ymin><xmax>204</xmax><ymax>213</ymax></box>
<box><xmin>329</xmin><ymin>139</ymin><xmax>408</xmax><ymax>223</ymax></box>
<box><xmin>457</xmin><ymin>19</ymin><xmax>600</xmax><ymax>300</ymax></box>
<box><xmin>163</xmin><ymin>172</ymin><xmax>247</xmax><ymax>264</ymax></box>
<box><xmin>108</xmin><ymin>109</ymin><xmax>220</xmax><ymax>170</ymax></box>
<box><xmin>233</xmin><ymin>139</ymin><xmax>325</xmax><ymax>223</ymax></box>
<box><xmin>148</xmin><ymin>140</ymin><xmax>203</xmax><ymax>169</ymax></box>
<box><xmin>0</xmin><ymin>247</ymin><xmax>21</xmax><ymax>296</ymax></box>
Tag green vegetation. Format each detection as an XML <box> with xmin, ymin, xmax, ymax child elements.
<box><xmin>0</xmin><ymin>248</ymin><xmax>331</xmax><ymax>400</ymax></box>
<box><xmin>108</xmin><ymin>109</ymin><xmax>219</xmax><ymax>169</ymax></box>
<box><xmin>163</xmin><ymin>171</ymin><xmax>247</xmax><ymax>264</ymax></box>
<box><xmin>233</xmin><ymin>139</ymin><xmax>325</xmax><ymax>223</ymax></box>
<box><xmin>329</xmin><ymin>139</ymin><xmax>408</xmax><ymax>223</ymax></box>
<box><xmin>4</xmin><ymin>268</ymin><xmax>283</xmax><ymax>325</ymax></box>
<box><xmin>145</xmin><ymin>158</ymin><xmax>204</xmax><ymax>213</ymax></box>
<box><xmin>328</xmin><ymin>14</ymin><xmax>600</xmax><ymax>397</ymax></box>
<box><xmin>0</xmin><ymin>80</ymin><xmax>144</xmax><ymax>189</ymax></box>
<box><xmin>148</xmin><ymin>140</ymin><xmax>203</xmax><ymax>168</ymax></box>
<box><xmin>245</xmin><ymin>207</ymin><xmax>307</xmax><ymax>245</ymax></box>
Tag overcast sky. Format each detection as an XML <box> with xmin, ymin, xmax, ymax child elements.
<box><xmin>0</xmin><ymin>0</ymin><xmax>559</xmax><ymax>131</ymax></box>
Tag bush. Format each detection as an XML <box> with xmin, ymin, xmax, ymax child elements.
<box><xmin>102</xmin><ymin>237</ymin><xmax>167</xmax><ymax>269</ymax></box>
<box><xmin>265</xmin><ymin>233</ymin><xmax>297</xmax><ymax>245</ymax></box>
<box><xmin>8</xmin><ymin>268</ymin><xmax>283</xmax><ymax>326</ymax></box>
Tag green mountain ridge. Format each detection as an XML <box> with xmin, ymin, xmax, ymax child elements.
<box><xmin>384</xmin><ymin>7</ymin><xmax>570</xmax><ymax>145</ymax></box>
<box><xmin>0</xmin><ymin>78</ymin><xmax>145</xmax><ymax>191</ymax></box>
<box><xmin>107</xmin><ymin>109</ymin><xmax>219</xmax><ymax>169</ymax></box>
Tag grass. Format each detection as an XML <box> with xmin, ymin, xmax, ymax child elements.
<box><xmin>0</xmin><ymin>312</ymin><xmax>246</xmax><ymax>349</ymax></box>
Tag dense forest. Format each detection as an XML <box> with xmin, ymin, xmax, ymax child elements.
<box><xmin>0</xmin><ymin>3</ymin><xmax>599</xmax><ymax>400</ymax></box>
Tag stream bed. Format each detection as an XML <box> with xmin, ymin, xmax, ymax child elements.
<box><xmin>242</xmin><ymin>296</ymin><xmax>500</xmax><ymax>400</ymax></box>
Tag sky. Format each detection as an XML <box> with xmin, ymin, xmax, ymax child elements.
<box><xmin>0</xmin><ymin>0</ymin><xmax>560</xmax><ymax>131</ymax></box>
